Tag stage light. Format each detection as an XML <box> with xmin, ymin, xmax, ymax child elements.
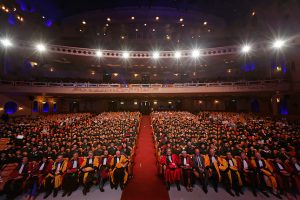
<box><xmin>273</xmin><ymin>39</ymin><xmax>285</xmax><ymax>49</ymax></box>
<box><xmin>131</xmin><ymin>16</ymin><xmax>135</xmax><ymax>20</ymax></box>
<box><xmin>241</xmin><ymin>44</ymin><xmax>251</xmax><ymax>53</ymax></box>
<box><xmin>155</xmin><ymin>16</ymin><xmax>159</xmax><ymax>20</ymax></box>
<box><xmin>123</xmin><ymin>52</ymin><xmax>129</xmax><ymax>58</ymax></box>
<box><xmin>174</xmin><ymin>51</ymin><xmax>181</xmax><ymax>58</ymax></box>
<box><xmin>203</xmin><ymin>21</ymin><xmax>207</xmax><ymax>25</ymax></box>
<box><xmin>144</xmin><ymin>23</ymin><xmax>147</xmax><ymax>26</ymax></box>
<box><xmin>0</xmin><ymin>38</ymin><xmax>12</xmax><ymax>47</ymax></box>
<box><xmin>96</xmin><ymin>50</ymin><xmax>102</xmax><ymax>57</ymax></box>
<box><xmin>82</xmin><ymin>20</ymin><xmax>86</xmax><ymax>25</ymax></box>
<box><xmin>192</xmin><ymin>49</ymin><xmax>200</xmax><ymax>57</ymax></box>
<box><xmin>36</xmin><ymin>43</ymin><xmax>46</xmax><ymax>52</ymax></box>
<box><xmin>153</xmin><ymin>51</ymin><xmax>159</xmax><ymax>59</ymax></box>
<box><xmin>107</xmin><ymin>17</ymin><xmax>111</xmax><ymax>21</ymax></box>
<box><xmin>179</xmin><ymin>18</ymin><xmax>183</xmax><ymax>22</ymax></box>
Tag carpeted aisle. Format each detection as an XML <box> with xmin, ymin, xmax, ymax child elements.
<box><xmin>121</xmin><ymin>116</ymin><xmax>170</xmax><ymax>200</ymax></box>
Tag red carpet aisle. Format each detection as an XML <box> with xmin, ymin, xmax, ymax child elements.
<box><xmin>121</xmin><ymin>116</ymin><xmax>170</xmax><ymax>200</ymax></box>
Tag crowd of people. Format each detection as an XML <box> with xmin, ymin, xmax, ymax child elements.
<box><xmin>152</xmin><ymin>111</ymin><xmax>300</xmax><ymax>199</ymax></box>
<box><xmin>0</xmin><ymin>112</ymin><xmax>140</xmax><ymax>200</ymax></box>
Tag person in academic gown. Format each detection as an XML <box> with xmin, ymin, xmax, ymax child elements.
<box><xmin>110</xmin><ymin>150</ymin><xmax>129</xmax><ymax>190</ymax></box>
<box><xmin>61</xmin><ymin>152</ymin><xmax>83</xmax><ymax>197</ymax></box>
<box><xmin>3</xmin><ymin>156</ymin><xmax>29</xmax><ymax>199</ymax></box>
<box><xmin>80</xmin><ymin>151</ymin><xmax>99</xmax><ymax>195</ymax></box>
<box><xmin>204</xmin><ymin>149</ymin><xmax>221</xmax><ymax>192</ymax></box>
<box><xmin>237</xmin><ymin>152</ymin><xmax>257</xmax><ymax>196</ymax></box>
<box><xmin>179</xmin><ymin>150</ymin><xmax>194</xmax><ymax>191</ymax></box>
<box><xmin>251</xmin><ymin>152</ymin><xmax>280</xmax><ymax>198</ymax></box>
<box><xmin>160</xmin><ymin>148</ymin><xmax>181</xmax><ymax>191</ymax></box>
<box><xmin>98</xmin><ymin>150</ymin><xmax>113</xmax><ymax>192</ymax></box>
<box><xmin>43</xmin><ymin>155</ymin><xmax>67</xmax><ymax>198</ymax></box>
<box><xmin>219</xmin><ymin>152</ymin><xmax>243</xmax><ymax>196</ymax></box>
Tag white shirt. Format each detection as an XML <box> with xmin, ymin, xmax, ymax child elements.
<box><xmin>88</xmin><ymin>158</ymin><xmax>93</xmax><ymax>165</ymax></box>
<box><xmin>72</xmin><ymin>160</ymin><xmax>78</xmax><ymax>168</ymax></box>
<box><xmin>277</xmin><ymin>163</ymin><xmax>284</xmax><ymax>170</ymax></box>
<box><xmin>56</xmin><ymin>163</ymin><xmax>61</xmax><ymax>172</ymax></box>
<box><xmin>211</xmin><ymin>156</ymin><xmax>217</xmax><ymax>163</ymax></box>
<box><xmin>168</xmin><ymin>156</ymin><xmax>172</xmax><ymax>162</ymax></box>
<box><xmin>258</xmin><ymin>160</ymin><xmax>263</xmax><ymax>167</ymax></box>
<box><xmin>117</xmin><ymin>157</ymin><xmax>120</xmax><ymax>163</ymax></box>
<box><xmin>39</xmin><ymin>162</ymin><xmax>45</xmax><ymax>171</ymax></box>
<box><xmin>183</xmin><ymin>158</ymin><xmax>187</xmax><ymax>165</ymax></box>
<box><xmin>18</xmin><ymin>164</ymin><xmax>25</xmax><ymax>174</ymax></box>
<box><xmin>243</xmin><ymin>160</ymin><xmax>248</xmax><ymax>169</ymax></box>
<box><xmin>228</xmin><ymin>160</ymin><xmax>234</xmax><ymax>167</ymax></box>
<box><xmin>103</xmin><ymin>158</ymin><xmax>107</xmax><ymax>165</ymax></box>
<box><xmin>295</xmin><ymin>163</ymin><xmax>300</xmax><ymax>171</ymax></box>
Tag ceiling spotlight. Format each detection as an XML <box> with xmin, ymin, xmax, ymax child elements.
<box><xmin>134</xmin><ymin>73</ymin><xmax>139</xmax><ymax>77</ymax></box>
<box><xmin>131</xmin><ymin>16</ymin><xmax>135</xmax><ymax>20</ymax></box>
<box><xmin>203</xmin><ymin>21</ymin><xmax>207</xmax><ymax>25</ymax></box>
<box><xmin>36</xmin><ymin>43</ymin><xmax>46</xmax><ymax>52</ymax></box>
<box><xmin>241</xmin><ymin>45</ymin><xmax>251</xmax><ymax>53</ymax></box>
<box><xmin>107</xmin><ymin>17</ymin><xmax>111</xmax><ymax>21</ymax></box>
<box><xmin>153</xmin><ymin>51</ymin><xmax>159</xmax><ymax>59</ymax></box>
<box><xmin>155</xmin><ymin>16</ymin><xmax>159</xmax><ymax>20</ymax></box>
<box><xmin>96</xmin><ymin>50</ymin><xmax>102</xmax><ymax>57</ymax></box>
<box><xmin>179</xmin><ymin>18</ymin><xmax>183</xmax><ymax>22</ymax></box>
<box><xmin>144</xmin><ymin>23</ymin><xmax>147</xmax><ymax>26</ymax></box>
<box><xmin>174</xmin><ymin>51</ymin><xmax>181</xmax><ymax>58</ymax></box>
<box><xmin>181</xmin><ymin>24</ymin><xmax>185</xmax><ymax>27</ymax></box>
<box><xmin>123</xmin><ymin>52</ymin><xmax>129</xmax><ymax>58</ymax></box>
<box><xmin>192</xmin><ymin>49</ymin><xmax>200</xmax><ymax>57</ymax></box>
<box><xmin>273</xmin><ymin>39</ymin><xmax>285</xmax><ymax>49</ymax></box>
<box><xmin>0</xmin><ymin>38</ymin><xmax>12</xmax><ymax>47</ymax></box>
<box><xmin>50</xmin><ymin>68</ymin><xmax>54</xmax><ymax>72</ymax></box>
<box><xmin>82</xmin><ymin>20</ymin><xmax>86</xmax><ymax>25</ymax></box>
<box><xmin>152</xmin><ymin>28</ymin><xmax>156</xmax><ymax>32</ymax></box>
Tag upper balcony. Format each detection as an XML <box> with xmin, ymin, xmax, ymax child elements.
<box><xmin>0</xmin><ymin>79</ymin><xmax>292</xmax><ymax>95</ymax></box>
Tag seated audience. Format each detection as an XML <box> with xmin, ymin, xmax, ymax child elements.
<box><xmin>152</xmin><ymin>111</ymin><xmax>300</xmax><ymax>198</ymax></box>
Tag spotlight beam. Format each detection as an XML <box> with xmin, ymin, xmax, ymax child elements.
<box><xmin>0</xmin><ymin>38</ymin><xmax>13</xmax><ymax>47</ymax></box>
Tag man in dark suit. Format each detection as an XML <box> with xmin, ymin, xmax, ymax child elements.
<box><xmin>192</xmin><ymin>148</ymin><xmax>209</xmax><ymax>193</ymax></box>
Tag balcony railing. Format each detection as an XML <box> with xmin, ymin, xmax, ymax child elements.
<box><xmin>0</xmin><ymin>79</ymin><xmax>289</xmax><ymax>88</ymax></box>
